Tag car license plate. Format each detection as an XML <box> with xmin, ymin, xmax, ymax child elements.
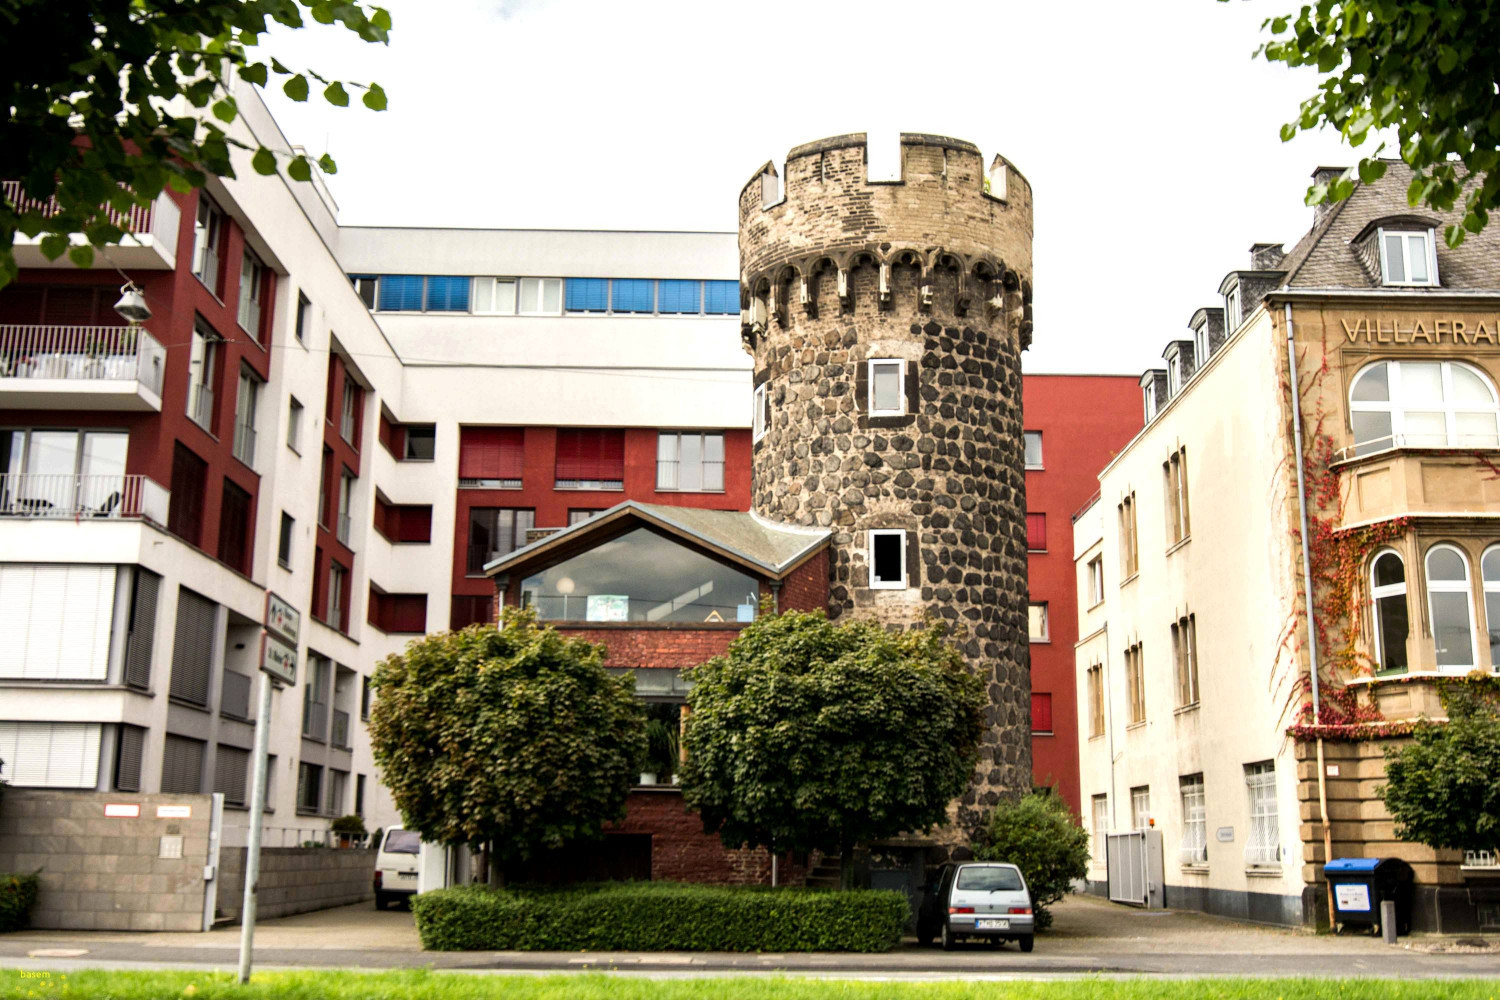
<box><xmin>976</xmin><ymin>918</ymin><xmax>1010</xmax><ymax>930</ymax></box>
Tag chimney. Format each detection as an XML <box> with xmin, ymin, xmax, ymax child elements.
<box><xmin>1249</xmin><ymin>242</ymin><xmax>1285</xmax><ymax>270</ymax></box>
<box><xmin>1310</xmin><ymin>166</ymin><xmax>1347</xmax><ymax>226</ymax></box>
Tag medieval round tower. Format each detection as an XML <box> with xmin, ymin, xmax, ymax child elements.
<box><xmin>738</xmin><ymin>133</ymin><xmax>1034</xmax><ymax>832</ymax></box>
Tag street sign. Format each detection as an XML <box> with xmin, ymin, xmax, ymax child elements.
<box><xmin>264</xmin><ymin>591</ymin><xmax>301</xmax><ymax>647</ymax></box>
<box><xmin>260</xmin><ymin>630</ymin><xmax>296</xmax><ymax>686</ymax></box>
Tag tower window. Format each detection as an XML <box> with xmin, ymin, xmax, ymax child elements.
<box><xmin>868</xmin><ymin>359</ymin><xmax>905</xmax><ymax>416</ymax></box>
<box><xmin>868</xmin><ymin>529</ymin><xmax>907</xmax><ymax>589</ymax></box>
<box><xmin>752</xmin><ymin>383</ymin><xmax>769</xmax><ymax>442</ymax></box>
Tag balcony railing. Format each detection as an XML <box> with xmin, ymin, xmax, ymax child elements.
<box><xmin>1179</xmin><ymin>844</ymin><xmax>1208</xmax><ymax>866</ymax></box>
<box><xmin>1244</xmin><ymin>843</ymin><xmax>1281</xmax><ymax>867</ymax></box>
<box><xmin>233</xmin><ymin>422</ymin><xmax>257</xmax><ymax>468</ymax></box>
<box><xmin>336</xmin><ymin>513</ymin><xmax>352</xmax><ymax>546</ymax></box>
<box><xmin>1335</xmin><ymin>432</ymin><xmax>1500</xmax><ymax>463</ymax></box>
<box><xmin>0</xmin><ymin>473</ymin><xmax>168</xmax><ymax>522</ymax></box>
<box><xmin>1463</xmin><ymin>849</ymin><xmax>1499</xmax><ymax>869</ymax></box>
<box><xmin>2</xmin><ymin>180</ymin><xmax>156</xmax><ymax>234</ymax></box>
<box><xmin>188</xmin><ymin>381</ymin><xmax>214</xmax><ymax>430</ymax></box>
<box><xmin>0</xmin><ymin>324</ymin><xmax>166</xmax><ymax>397</ymax></box>
<box><xmin>302</xmin><ymin>702</ymin><xmax>329</xmax><ymax>742</ymax></box>
<box><xmin>331</xmin><ymin>709</ymin><xmax>351</xmax><ymax>750</ymax></box>
<box><xmin>221</xmin><ymin>670</ymin><xmax>252</xmax><ymax>721</ymax></box>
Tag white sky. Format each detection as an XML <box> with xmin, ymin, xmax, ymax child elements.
<box><xmin>258</xmin><ymin>0</ymin><xmax>1364</xmax><ymax>376</ymax></box>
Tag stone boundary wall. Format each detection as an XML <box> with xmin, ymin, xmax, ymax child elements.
<box><xmin>216</xmin><ymin>845</ymin><xmax>375</xmax><ymax>922</ymax></box>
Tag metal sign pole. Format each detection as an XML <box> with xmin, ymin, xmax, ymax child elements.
<box><xmin>238</xmin><ymin>672</ymin><xmax>275</xmax><ymax>983</ymax></box>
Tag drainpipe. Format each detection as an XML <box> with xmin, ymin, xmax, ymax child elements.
<box><xmin>1102</xmin><ymin>622</ymin><xmax>1119</xmax><ymax>831</ymax></box>
<box><xmin>1284</xmin><ymin>302</ymin><xmax>1336</xmax><ymax>929</ymax></box>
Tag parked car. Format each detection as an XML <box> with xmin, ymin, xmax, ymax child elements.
<box><xmin>916</xmin><ymin>862</ymin><xmax>1035</xmax><ymax>951</ymax></box>
<box><xmin>374</xmin><ymin>825</ymin><xmax>422</xmax><ymax>909</ymax></box>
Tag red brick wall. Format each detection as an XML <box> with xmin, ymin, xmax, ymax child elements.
<box><xmin>550</xmin><ymin>624</ymin><xmax>741</xmax><ymax>668</ymax></box>
<box><xmin>613</xmin><ymin>791</ymin><xmax>808</xmax><ymax>885</ymax></box>
<box><xmin>779</xmin><ymin>548</ymin><xmax>829</xmax><ymax>612</ymax></box>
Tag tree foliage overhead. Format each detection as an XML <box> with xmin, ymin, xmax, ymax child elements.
<box><xmin>368</xmin><ymin>609</ymin><xmax>647</xmax><ymax>861</ymax></box>
<box><xmin>1380</xmin><ymin>679</ymin><xmax>1500</xmax><ymax>853</ymax></box>
<box><xmin>680</xmin><ymin>610</ymin><xmax>984</xmax><ymax>878</ymax></box>
<box><xmin>973</xmin><ymin>791</ymin><xmax>1090</xmax><ymax>931</ymax></box>
<box><xmin>0</xmin><ymin>0</ymin><xmax>391</xmax><ymax>287</ymax></box>
<box><xmin>1256</xmin><ymin>1</ymin><xmax>1500</xmax><ymax>246</ymax></box>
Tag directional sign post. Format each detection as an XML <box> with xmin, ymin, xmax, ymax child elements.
<box><xmin>239</xmin><ymin>592</ymin><xmax>301</xmax><ymax>983</ymax></box>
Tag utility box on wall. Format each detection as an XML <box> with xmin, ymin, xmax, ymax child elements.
<box><xmin>1106</xmin><ymin>829</ymin><xmax>1165</xmax><ymax>909</ymax></box>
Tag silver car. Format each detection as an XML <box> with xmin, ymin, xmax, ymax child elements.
<box><xmin>916</xmin><ymin>862</ymin><xmax>1036</xmax><ymax>951</ymax></box>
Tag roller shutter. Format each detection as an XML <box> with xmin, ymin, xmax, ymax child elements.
<box><xmin>0</xmin><ymin>721</ymin><xmax>102</xmax><ymax>787</ymax></box>
<box><xmin>0</xmin><ymin>564</ymin><xmax>115</xmax><ymax>681</ymax></box>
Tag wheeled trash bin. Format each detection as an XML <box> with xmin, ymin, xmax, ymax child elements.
<box><xmin>1324</xmin><ymin>857</ymin><xmax>1414</xmax><ymax>936</ymax></box>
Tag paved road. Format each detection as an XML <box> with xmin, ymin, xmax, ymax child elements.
<box><xmin>3</xmin><ymin>894</ymin><xmax>1498</xmax><ymax>980</ymax></box>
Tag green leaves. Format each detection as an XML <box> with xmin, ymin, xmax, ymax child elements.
<box><xmin>974</xmin><ymin>792</ymin><xmax>1090</xmax><ymax>930</ymax></box>
<box><xmin>251</xmin><ymin>147</ymin><xmax>278</xmax><ymax>176</ymax></box>
<box><xmin>363</xmin><ymin>82</ymin><xmax>388</xmax><ymax>111</ymax></box>
<box><xmin>283</xmin><ymin>73</ymin><xmax>310</xmax><ymax>102</ymax></box>
<box><xmin>1380</xmin><ymin>682</ymin><xmax>1500</xmax><ymax>852</ymax></box>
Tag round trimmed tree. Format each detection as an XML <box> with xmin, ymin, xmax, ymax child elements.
<box><xmin>680</xmin><ymin>609</ymin><xmax>984</xmax><ymax>887</ymax></box>
<box><xmin>369</xmin><ymin>608</ymin><xmax>646</xmax><ymax>869</ymax></box>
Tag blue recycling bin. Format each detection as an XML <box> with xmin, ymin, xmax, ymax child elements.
<box><xmin>1324</xmin><ymin>857</ymin><xmax>1414</xmax><ymax>935</ymax></box>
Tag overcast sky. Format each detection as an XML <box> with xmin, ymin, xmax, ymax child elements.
<box><xmin>259</xmin><ymin>0</ymin><xmax>1363</xmax><ymax>376</ymax></box>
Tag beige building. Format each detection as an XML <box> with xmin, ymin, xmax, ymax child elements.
<box><xmin>1075</xmin><ymin>162</ymin><xmax>1500</xmax><ymax>931</ymax></box>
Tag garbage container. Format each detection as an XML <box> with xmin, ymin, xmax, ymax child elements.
<box><xmin>1324</xmin><ymin>858</ymin><xmax>1414</xmax><ymax>935</ymax></box>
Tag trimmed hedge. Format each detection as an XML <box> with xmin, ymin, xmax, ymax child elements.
<box><xmin>0</xmin><ymin>872</ymin><xmax>39</xmax><ymax>933</ymax></box>
<box><xmin>411</xmin><ymin>882</ymin><xmax>907</xmax><ymax>952</ymax></box>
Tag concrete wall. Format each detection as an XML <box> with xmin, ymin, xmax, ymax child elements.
<box><xmin>0</xmin><ymin>789</ymin><xmax>215</xmax><ymax>931</ymax></box>
<box><xmin>216</xmin><ymin>845</ymin><xmax>374</xmax><ymax>922</ymax></box>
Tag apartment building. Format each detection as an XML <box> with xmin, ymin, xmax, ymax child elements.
<box><xmin>1075</xmin><ymin>162</ymin><xmax>1500</xmax><ymax>931</ymax></box>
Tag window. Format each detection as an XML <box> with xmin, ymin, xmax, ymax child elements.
<box><xmin>1118</xmin><ymin>493</ymin><xmax>1138</xmax><ymax>579</ymax></box>
<box><xmin>0</xmin><ymin>565</ymin><xmax>114</xmax><ymax>682</ymax></box>
<box><xmin>1091</xmin><ymin>795</ymin><xmax>1110</xmax><ymax>863</ymax></box>
<box><xmin>375</xmin><ymin>274</ymin><xmax>423</xmax><ymax>311</ymax></box>
<box><xmin>1030</xmin><ymin>692</ymin><xmax>1053</xmax><ymax>734</ymax></box>
<box><xmin>115</xmin><ymin>724</ymin><xmax>145</xmax><ymax>792</ymax></box>
<box><xmin>1379</xmin><ymin>228</ymin><xmax>1437</xmax><ymax>286</ymax></box>
<box><xmin>233</xmin><ymin>369</ymin><xmax>260</xmax><ymax>468</ymax></box>
<box><xmin>1087</xmin><ymin>556</ymin><xmax>1104</xmax><ymax>607</ymax></box>
<box><xmin>1483</xmin><ymin>546</ymin><xmax>1500</xmax><ymax>670</ymax></box>
<box><xmin>340</xmin><ymin>375</ymin><xmax>361</xmax><ymax>445</ymax></box>
<box><xmin>1167</xmin><ymin>351</ymin><xmax>1181</xmax><ymax>396</ymax></box>
<box><xmin>168</xmin><ymin>443</ymin><xmax>208</xmax><ymax>545</ymax></box>
<box><xmin>374</xmin><ymin>497</ymin><xmax>432</xmax><ymax>543</ymax></box>
<box><xmin>565</xmin><ymin>278</ymin><xmax>608</xmax><ymax>313</ymax></box>
<box><xmin>369</xmin><ymin>588</ymin><xmax>426</xmax><ymax>633</ymax></box>
<box><xmin>658</xmin><ymin>279</ymin><xmax>701</xmax><ymax>314</ymax></box>
<box><xmin>1024</xmin><ymin>430</ymin><xmax>1043</xmax><ymax>469</ymax></box>
<box><xmin>1</xmin><ymin>428</ymin><xmax>128</xmax><ymax>516</ymax></box>
<box><xmin>1164</xmin><ymin>447</ymin><xmax>1189</xmax><ymax>545</ymax></box>
<box><xmin>1142</xmin><ymin>383</ymin><xmax>1157</xmax><ymax>423</ymax></box>
<box><xmin>1244</xmin><ymin>761</ymin><xmax>1280</xmax><ymax>866</ymax></box>
<box><xmin>1180</xmin><ymin>775</ymin><xmax>1207</xmax><ymax>865</ymax></box>
<box><xmin>297</xmin><ymin>761</ymin><xmax>323</xmax><ymax>813</ymax></box>
<box><xmin>1125</xmin><ymin>642</ymin><xmax>1145</xmax><ymax>724</ymax></box>
<box><xmin>192</xmin><ymin>196</ymin><xmax>225</xmax><ymax>294</ymax></box>
<box><xmin>1426</xmin><ymin>543</ymin><xmax>1477</xmax><ymax>670</ymax></box>
<box><xmin>868</xmin><ymin>359</ymin><xmax>905</xmax><ymax>416</ymax></box>
<box><xmin>1026</xmin><ymin>512</ymin><xmax>1046</xmax><ymax>551</ymax></box>
<box><xmin>295</xmin><ymin>292</ymin><xmax>310</xmax><ymax>343</ymax></box>
<box><xmin>327</xmin><ymin>561</ymin><xmax>348</xmax><ymax>631</ymax></box>
<box><xmin>705</xmin><ymin>280</ymin><xmax>739</xmax><ymax>315</ymax></box>
<box><xmin>404</xmin><ymin>424</ymin><xmax>436</xmax><ymax>461</ymax></box>
<box><xmin>1028</xmin><ymin>602</ymin><xmax>1049</xmax><ymax>641</ymax></box>
<box><xmin>569</xmin><ymin>508</ymin><xmax>601</xmax><ymax>525</ymax></box>
<box><xmin>187</xmin><ymin>323</ymin><xmax>219</xmax><ymax>431</ymax></box>
<box><xmin>278</xmin><ymin>512</ymin><xmax>295</xmax><ymax>569</ymax></box>
<box><xmin>287</xmin><ymin>396</ymin><xmax>303</xmax><ymax>453</ymax></box>
<box><xmin>518</xmin><ymin>277</ymin><xmax>562</xmax><ymax>314</ymax></box>
<box><xmin>1224</xmin><ymin>284</ymin><xmax>1241</xmax><ymax>332</ymax></box>
<box><xmin>217</xmin><ymin>479</ymin><xmax>253</xmax><ymax>575</ymax></box>
<box><xmin>1086</xmin><ymin>663</ymin><xmax>1105</xmax><ymax>737</ymax></box>
<box><xmin>521</xmin><ymin>527</ymin><xmax>761</xmax><ymax>623</ymax></box>
<box><xmin>555</xmin><ymin>428</ymin><xmax>625</xmax><ymax>489</ymax></box>
<box><xmin>611</xmin><ymin>278</ymin><xmax>654</xmax><ymax>314</ymax></box>
<box><xmin>355</xmin><ymin>773</ymin><xmax>366</xmax><ymax>816</ymax></box>
<box><xmin>424</xmin><ymin>276</ymin><xmax>470</xmax><ymax>312</ymax></box>
<box><xmin>1173</xmin><ymin>613</ymin><xmax>1199</xmax><ymax>707</ymax></box>
<box><xmin>352</xmin><ymin>275</ymin><xmax>378</xmax><ymax>308</ymax></box>
<box><xmin>459</xmin><ymin>427</ymin><xmax>523</xmax><ymax>486</ymax></box>
<box><xmin>238</xmin><ymin>249</ymin><xmax>266</xmax><ymax>338</ymax></box>
<box><xmin>473</xmin><ymin>277</ymin><xmax>518</xmax><ymax>314</ymax></box>
<box><xmin>467</xmin><ymin>507</ymin><xmax>535</xmax><ymax>574</ymax></box>
<box><xmin>160</xmin><ymin>734</ymin><xmax>205</xmax><ymax>794</ymax></box>
<box><xmin>215</xmin><ymin>744</ymin><xmax>250</xmax><ymax>807</ymax></box>
<box><xmin>1194</xmin><ymin>323</ymin><xmax>1210</xmax><ymax>368</ymax></box>
<box><xmin>302</xmin><ymin>655</ymin><xmax>330</xmax><ymax>739</ymax></box>
<box><xmin>325</xmin><ymin>769</ymin><xmax>348</xmax><ymax>816</ymax></box>
<box><xmin>1371</xmin><ymin>550</ymin><xmax>1409</xmax><ymax>672</ymax></box>
<box><xmin>450</xmin><ymin>594</ymin><xmax>492</xmax><ymax>630</ymax></box>
<box><xmin>336</xmin><ymin>468</ymin><xmax>354</xmax><ymax>545</ymax></box>
<box><xmin>656</xmin><ymin>431</ymin><xmax>725</xmax><ymax>492</ymax></box>
<box><xmin>122</xmin><ymin>569</ymin><xmax>159</xmax><ymax>689</ymax></box>
<box><xmin>752</xmin><ymin>383</ymin><xmax>769</xmax><ymax>442</ymax></box>
<box><xmin>0</xmin><ymin>721</ymin><xmax>102</xmax><ymax>788</ymax></box>
<box><xmin>868</xmin><ymin>529</ymin><xmax>907</xmax><ymax>589</ymax></box>
<box><xmin>1130</xmin><ymin>786</ymin><xmax>1151</xmax><ymax>831</ymax></box>
<box><xmin>169</xmin><ymin>587</ymin><xmax>216</xmax><ymax>705</ymax></box>
<box><xmin>1348</xmin><ymin>360</ymin><xmax>1500</xmax><ymax>456</ymax></box>
<box><xmin>318</xmin><ymin>449</ymin><xmax>333</xmax><ymax>529</ymax></box>
<box><xmin>360</xmin><ymin>675</ymin><xmax>371</xmax><ymax>721</ymax></box>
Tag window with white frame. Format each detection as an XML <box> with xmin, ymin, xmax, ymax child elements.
<box><xmin>752</xmin><ymin>383</ymin><xmax>769</xmax><ymax>442</ymax></box>
<box><xmin>238</xmin><ymin>249</ymin><xmax>265</xmax><ymax>337</ymax></box>
<box><xmin>1370</xmin><ymin>549</ymin><xmax>1409</xmax><ymax>672</ymax></box>
<box><xmin>233</xmin><ymin>368</ymin><xmax>260</xmax><ymax>468</ymax></box>
<box><xmin>1194</xmin><ymin>323</ymin><xmax>1210</xmax><ymax>367</ymax></box>
<box><xmin>1142</xmin><ymin>384</ymin><xmax>1157</xmax><ymax>423</ymax></box>
<box><xmin>1378</xmin><ymin>228</ymin><xmax>1437</xmax><ymax>286</ymax></box>
<box><xmin>1244</xmin><ymin>761</ymin><xmax>1280</xmax><ymax>866</ymax></box>
<box><xmin>868</xmin><ymin>359</ymin><xmax>905</xmax><ymax>416</ymax></box>
<box><xmin>287</xmin><ymin>396</ymin><xmax>303</xmax><ymax>453</ymax></box>
<box><xmin>1426</xmin><ymin>543</ymin><xmax>1477</xmax><ymax>670</ymax></box>
<box><xmin>1180</xmin><ymin>774</ymin><xmax>1207</xmax><ymax>865</ymax></box>
<box><xmin>1483</xmin><ymin>546</ymin><xmax>1500</xmax><ymax>669</ymax></box>
<box><xmin>1024</xmin><ymin>430</ymin><xmax>1044</xmax><ymax>469</ymax></box>
<box><xmin>518</xmin><ymin>277</ymin><xmax>562</xmax><ymax>315</ymax></box>
<box><xmin>1087</xmin><ymin>556</ymin><xmax>1105</xmax><ymax>607</ymax></box>
<box><xmin>1173</xmin><ymin>613</ymin><xmax>1199</xmax><ymax>707</ymax></box>
<box><xmin>1224</xmin><ymin>284</ymin><xmax>1241</xmax><ymax>332</ymax></box>
<box><xmin>1164</xmin><ymin>447</ymin><xmax>1190</xmax><ymax>545</ymax></box>
<box><xmin>192</xmin><ymin>196</ymin><xmax>225</xmax><ymax>295</ymax></box>
<box><xmin>1130</xmin><ymin>786</ymin><xmax>1151</xmax><ymax>831</ymax></box>
<box><xmin>1091</xmin><ymin>794</ymin><xmax>1109</xmax><ymax>863</ymax></box>
<box><xmin>1348</xmin><ymin>360</ymin><xmax>1500</xmax><ymax>456</ymax></box>
<box><xmin>656</xmin><ymin>432</ymin><xmax>725</xmax><ymax>492</ymax></box>
<box><xmin>187</xmin><ymin>324</ymin><xmax>217</xmax><ymax>431</ymax></box>
<box><xmin>1167</xmin><ymin>351</ymin><xmax>1181</xmax><ymax>395</ymax></box>
<box><xmin>868</xmin><ymin>529</ymin><xmax>907</xmax><ymax>589</ymax></box>
<box><xmin>473</xmin><ymin>277</ymin><xmax>518</xmax><ymax>314</ymax></box>
<box><xmin>352</xmin><ymin>275</ymin><xmax>378</xmax><ymax>308</ymax></box>
<box><xmin>1028</xmin><ymin>602</ymin><xmax>1049</xmax><ymax>642</ymax></box>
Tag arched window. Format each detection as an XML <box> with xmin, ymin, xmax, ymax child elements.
<box><xmin>1348</xmin><ymin>361</ymin><xmax>1500</xmax><ymax>457</ymax></box>
<box><xmin>1425</xmin><ymin>543</ymin><xmax>1477</xmax><ymax>670</ymax></box>
<box><xmin>1370</xmin><ymin>550</ymin><xmax>1408</xmax><ymax>673</ymax></box>
<box><xmin>1481</xmin><ymin>545</ymin><xmax>1500</xmax><ymax>668</ymax></box>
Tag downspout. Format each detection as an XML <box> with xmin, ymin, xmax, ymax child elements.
<box><xmin>1284</xmin><ymin>302</ymin><xmax>1336</xmax><ymax>928</ymax></box>
<box><xmin>1102</xmin><ymin>622</ymin><xmax>1118</xmax><ymax>830</ymax></box>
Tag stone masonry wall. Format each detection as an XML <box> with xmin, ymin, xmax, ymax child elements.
<box><xmin>739</xmin><ymin>134</ymin><xmax>1034</xmax><ymax>838</ymax></box>
<box><xmin>613</xmin><ymin>790</ymin><xmax>810</xmax><ymax>886</ymax></box>
<box><xmin>217</xmin><ymin>845</ymin><xmax>374</xmax><ymax>922</ymax></box>
<box><xmin>551</xmin><ymin>624</ymin><xmax>743</xmax><ymax>670</ymax></box>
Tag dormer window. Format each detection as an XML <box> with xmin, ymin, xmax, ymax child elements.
<box><xmin>1224</xmin><ymin>285</ymin><xmax>1241</xmax><ymax>332</ymax></box>
<box><xmin>1194</xmin><ymin>324</ymin><xmax>1210</xmax><ymax>367</ymax></box>
<box><xmin>1379</xmin><ymin>228</ymin><xmax>1437</xmax><ymax>286</ymax></box>
<box><xmin>1166</xmin><ymin>351</ymin><xmax>1182</xmax><ymax>395</ymax></box>
<box><xmin>1142</xmin><ymin>384</ymin><xmax>1157</xmax><ymax>423</ymax></box>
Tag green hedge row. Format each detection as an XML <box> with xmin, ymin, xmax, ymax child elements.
<box><xmin>411</xmin><ymin>882</ymin><xmax>908</xmax><ymax>952</ymax></box>
<box><xmin>0</xmin><ymin>872</ymin><xmax>39</xmax><ymax>933</ymax></box>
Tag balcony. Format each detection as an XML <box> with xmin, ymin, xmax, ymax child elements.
<box><xmin>0</xmin><ymin>473</ymin><xmax>168</xmax><ymax>523</ymax></box>
<box><xmin>187</xmin><ymin>381</ymin><xmax>214</xmax><ymax>431</ymax></box>
<box><xmin>221</xmin><ymin>669</ymin><xmax>253</xmax><ymax>721</ymax></box>
<box><xmin>0</xmin><ymin>325</ymin><xmax>166</xmax><ymax>411</ymax></box>
<box><xmin>1337</xmin><ymin>444</ymin><xmax>1500</xmax><ymax>526</ymax></box>
<box><xmin>4</xmin><ymin>182</ymin><xmax>180</xmax><ymax>271</ymax></box>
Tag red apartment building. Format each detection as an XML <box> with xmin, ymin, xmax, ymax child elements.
<box><xmin>1025</xmin><ymin>374</ymin><xmax>1142</xmax><ymax>815</ymax></box>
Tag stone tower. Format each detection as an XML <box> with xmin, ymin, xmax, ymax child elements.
<box><xmin>738</xmin><ymin>133</ymin><xmax>1034</xmax><ymax>834</ymax></box>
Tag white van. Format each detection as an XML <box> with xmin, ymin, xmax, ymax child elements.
<box><xmin>373</xmin><ymin>826</ymin><xmax>422</xmax><ymax>909</ymax></box>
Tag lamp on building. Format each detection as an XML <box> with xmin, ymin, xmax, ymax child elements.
<box><xmin>113</xmin><ymin>282</ymin><xmax>151</xmax><ymax>324</ymax></box>
<box><xmin>556</xmin><ymin>576</ymin><xmax>575</xmax><ymax>620</ymax></box>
